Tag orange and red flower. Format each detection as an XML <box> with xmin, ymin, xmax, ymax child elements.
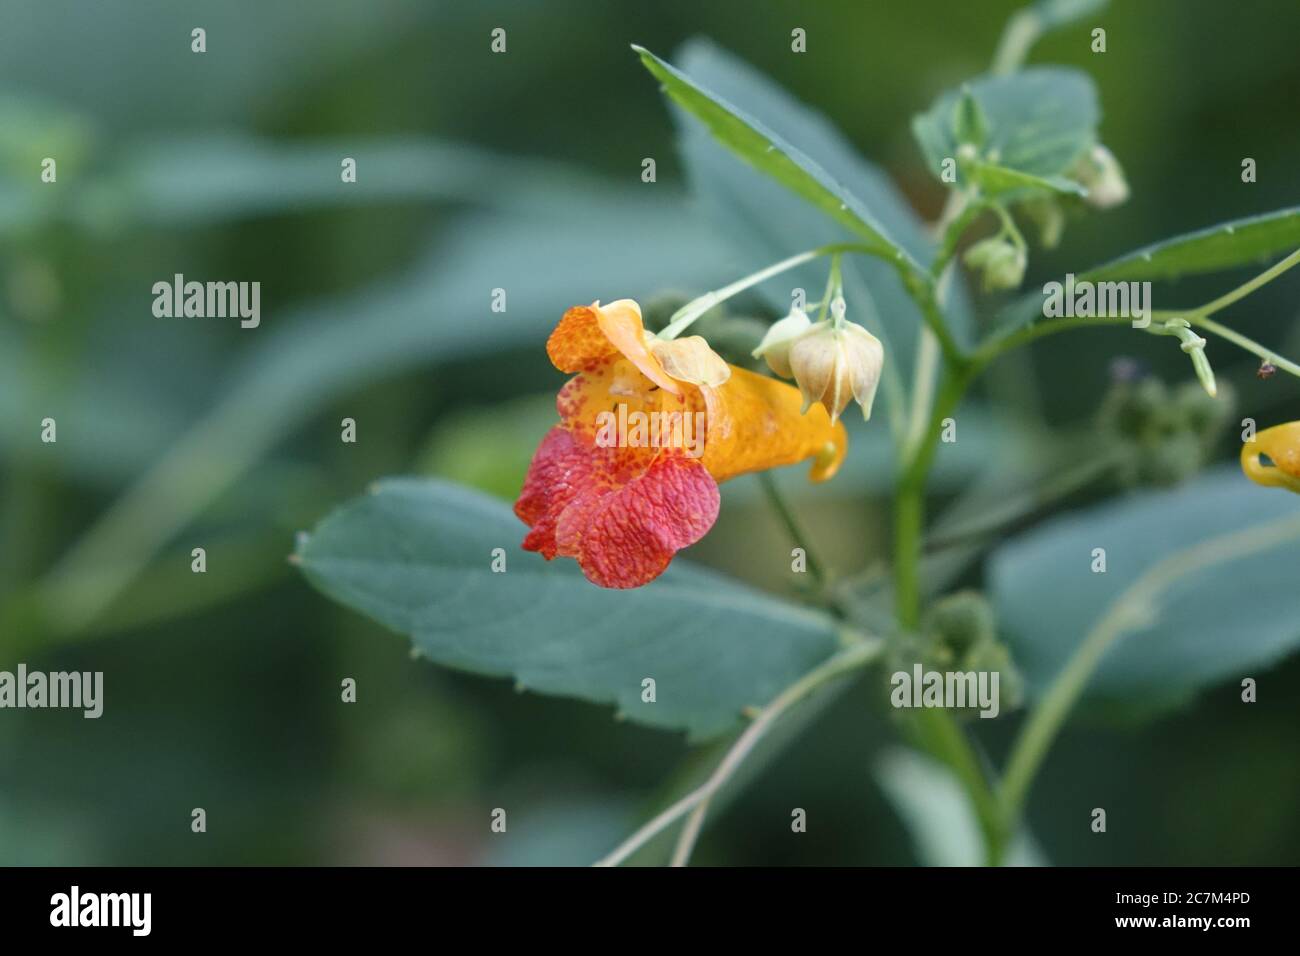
<box><xmin>515</xmin><ymin>300</ymin><xmax>847</xmax><ymax>588</ymax></box>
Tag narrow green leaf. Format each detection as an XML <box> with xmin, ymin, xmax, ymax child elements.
<box><xmin>990</xmin><ymin>467</ymin><xmax>1300</xmax><ymax>713</ymax></box>
<box><xmin>953</xmin><ymin>88</ymin><xmax>988</xmax><ymax>149</ymax></box>
<box><xmin>1080</xmin><ymin>206</ymin><xmax>1300</xmax><ymax>282</ymax></box>
<box><xmin>972</xmin><ymin>161</ymin><xmax>1088</xmax><ymax>199</ymax></box>
<box><xmin>296</xmin><ymin>478</ymin><xmax>843</xmax><ymax>740</ymax></box>
<box><xmin>635</xmin><ymin>44</ymin><xmax>922</xmax><ymax>272</ymax></box>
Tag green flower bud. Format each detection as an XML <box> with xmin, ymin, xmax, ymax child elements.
<box><xmin>1073</xmin><ymin>144</ymin><xmax>1129</xmax><ymax>209</ymax></box>
<box><xmin>923</xmin><ymin>590</ymin><xmax>996</xmax><ymax>661</ymax></box>
<box><xmin>963</xmin><ymin>236</ymin><xmax>1026</xmax><ymax>292</ymax></box>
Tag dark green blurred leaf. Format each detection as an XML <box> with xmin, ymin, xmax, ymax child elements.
<box><xmin>1080</xmin><ymin>206</ymin><xmax>1300</xmax><ymax>282</ymax></box>
<box><xmin>111</xmin><ymin>135</ymin><xmax>613</xmax><ymax>226</ymax></box>
<box><xmin>990</xmin><ymin>468</ymin><xmax>1300</xmax><ymax>710</ymax></box>
<box><xmin>296</xmin><ymin>478</ymin><xmax>843</xmax><ymax>740</ymax></box>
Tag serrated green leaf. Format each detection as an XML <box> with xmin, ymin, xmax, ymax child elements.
<box><xmin>1080</xmin><ymin>206</ymin><xmax>1300</xmax><ymax>282</ymax></box>
<box><xmin>913</xmin><ymin>68</ymin><xmax>1099</xmax><ymax>185</ymax></box>
<box><xmin>990</xmin><ymin>467</ymin><xmax>1300</xmax><ymax>714</ymax></box>
<box><xmin>296</xmin><ymin>478</ymin><xmax>842</xmax><ymax>740</ymax></box>
<box><xmin>635</xmin><ymin>44</ymin><xmax>922</xmax><ymax>272</ymax></box>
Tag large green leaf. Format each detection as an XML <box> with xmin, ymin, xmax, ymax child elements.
<box><xmin>990</xmin><ymin>467</ymin><xmax>1300</xmax><ymax>708</ymax></box>
<box><xmin>635</xmin><ymin>44</ymin><xmax>921</xmax><ymax>272</ymax></box>
<box><xmin>667</xmin><ymin>39</ymin><xmax>973</xmax><ymax>414</ymax></box>
<box><xmin>1080</xmin><ymin>206</ymin><xmax>1300</xmax><ymax>282</ymax></box>
<box><xmin>295</xmin><ymin>478</ymin><xmax>842</xmax><ymax>740</ymax></box>
<box><xmin>913</xmin><ymin>68</ymin><xmax>1099</xmax><ymax>186</ymax></box>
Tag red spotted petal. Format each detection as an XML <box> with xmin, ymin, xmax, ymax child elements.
<box><xmin>570</xmin><ymin>454</ymin><xmax>719</xmax><ymax>588</ymax></box>
<box><xmin>515</xmin><ymin>427</ymin><xmax>719</xmax><ymax>588</ymax></box>
<box><xmin>514</xmin><ymin>427</ymin><xmax>593</xmax><ymax>558</ymax></box>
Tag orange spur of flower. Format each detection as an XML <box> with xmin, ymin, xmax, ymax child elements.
<box><xmin>1241</xmin><ymin>420</ymin><xmax>1300</xmax><ymax>493</ymax></box>
<box><xmin>515</xmin><ymin>299</ymin><xmax>847</xmax><ymax>588</ymax></box>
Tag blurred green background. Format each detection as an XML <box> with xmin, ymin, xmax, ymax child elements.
<box><xmin>1</xmin><ymin>0</ymin><xmax>1298</xmax><ymax>865</ymax></box>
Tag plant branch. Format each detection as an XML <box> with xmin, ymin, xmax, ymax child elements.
<box><xmin>593</xmin><ymin>635</ymin><xmax>884</xmax><ymax>867</ymax></box>
<box><xmin>1187</xmin><ymin>247</ymin><xmax>1300</xmax><ymax>320</ymax></box>
<box><xmin>758</xmin><ymin>471</ymin><xmax>827</xmax><ymax>589</ymax></box>
<box><xmin>999</xmin><ymin>510</ymin><xmax>1300</xmax><ymax>823</ymax></box>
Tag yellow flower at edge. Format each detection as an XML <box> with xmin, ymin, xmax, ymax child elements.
<box><xmin>1241</xmin><ymin>420</ymin><xmax>1300</xmax><ymax>493</ymax></box>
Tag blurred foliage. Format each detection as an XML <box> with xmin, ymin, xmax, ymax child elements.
<box><xmin>1</xmin><ymin>0</ymin><xmax>1299</xmax><ymax>865</ymax></box>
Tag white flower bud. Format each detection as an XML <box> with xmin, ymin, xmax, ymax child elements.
<box><xmin>752</xmin><ymin>307</ymin><xmax>813</xmax><ymax>379</ymax></box>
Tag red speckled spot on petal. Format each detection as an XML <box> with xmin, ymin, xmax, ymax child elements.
<box><xmin>575</xmin><ymin>454</ymin><xmax>720</xmax><ymax>589</ymax></box>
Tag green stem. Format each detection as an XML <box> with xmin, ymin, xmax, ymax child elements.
<box><xmin>758</xmin><ymin>471</ymin><xmax>827</xmax><ymax>590</ymax></box>
<box><xmin>660</xmin><ymin>247</ymin><xmax>828</xmax><ymax>339</ymax></box>
<box><xmin>1190</xmin><ymin>315</ymin><xmax>1300</xmax><ymax>379</ymax></box>
<box><xmin>894</xmin><ymin>369</ymin><xmax>973</xmax><ymax>623</ymax></box>
<box><xmin>891</xmin><ymin>365</ymin><xmax>1007</xmax><ymax>862</ymax></box>
<box><xmin>990</xmin><ymin>9</ymin><xmax>1041</xmax><ymax>75</ymax></box>
<box><xmin>1187</xmin><ymin>247</ymin><xmax>1300</xmax><ymax>320</ymax></box>
<box><xmin>973</xmin><ymin>314</ymin><xmax>1135</xmax><ymax>371</ymax></box>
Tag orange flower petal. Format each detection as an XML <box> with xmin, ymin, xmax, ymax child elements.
<box><xmin>699</xmin><ymin>366</ymin><xmax>847</xmax><ymax>483</ymax></box>
<box><xmin>650</xmin><ymin>335</ymin><xmax>732</xmax><ymax>387</ymax></box>
<box><xmin>594</xmin><ymin>299</ymin><xmax>681</xmax><ymax>395</ymax></box>
<box><xmin>546</xmin><ymin>305</ymin><xmax>617</xmax><ymax>373</ymax></box>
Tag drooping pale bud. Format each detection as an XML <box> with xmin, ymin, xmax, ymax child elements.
<box><xmin>788</xmin><ymin>320</ymin><xmax>884</xmax><ymax>424</ymax></box>
<box><xmin>1073</xmin><ymin>144</ymin><xmax>1129</xmax><ymax>209</ymax></box>
<box><xmin>963</xmin><ymin>236</ymin><xmax>1026</xmax><ymax>292</ymax></box>
<box><xmin>751</xmin><ymin>308</ymin><xmax>812</xmax><ymax>379</ymax></box>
